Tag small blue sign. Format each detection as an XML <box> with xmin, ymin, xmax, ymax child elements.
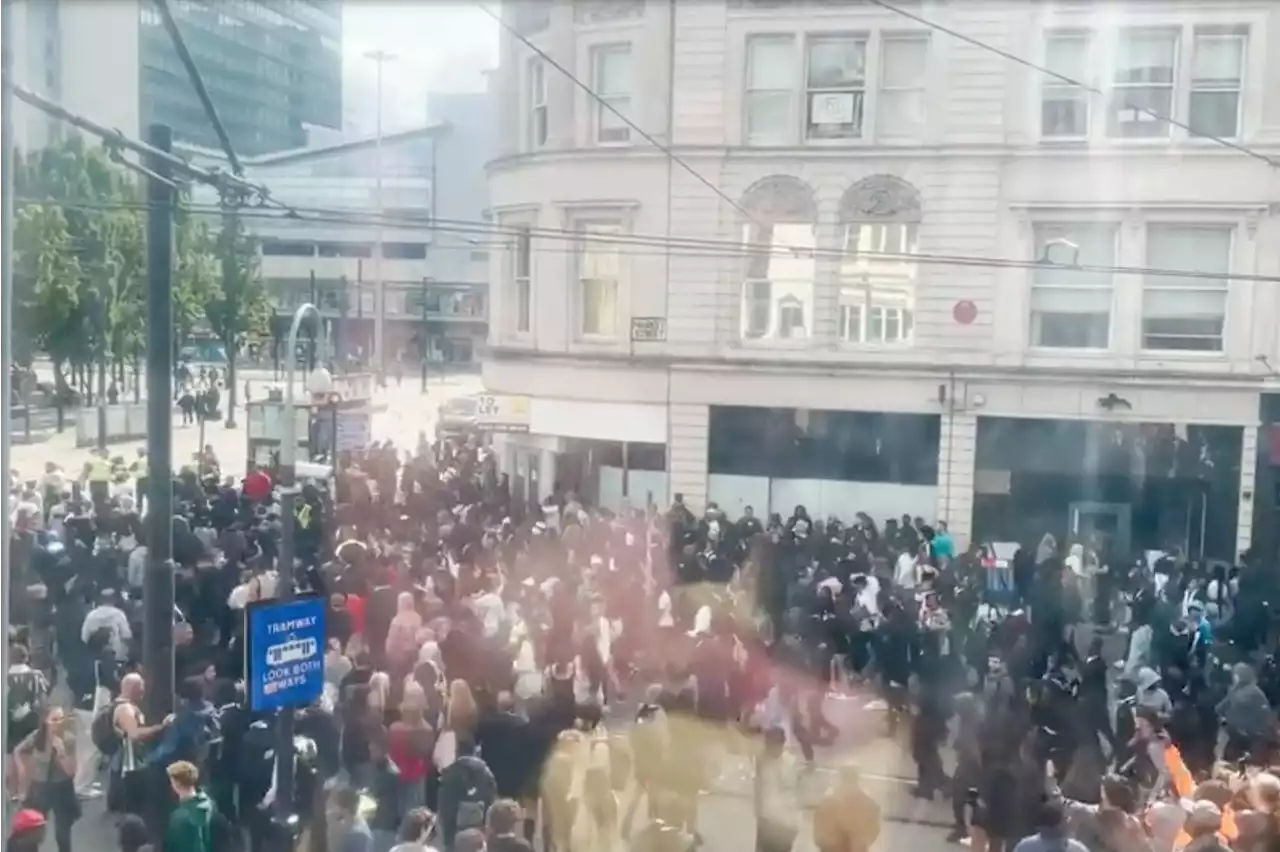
<box><xmin>245</xmin><ymin>596</ymin><xmax>326</xmax><ymax>713</ymax></box>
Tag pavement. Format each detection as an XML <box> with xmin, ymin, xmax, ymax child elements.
<box><xmin>9</xmin><ymin>373</ymin><xmax>483</xmax><ymax>481</ymax></box>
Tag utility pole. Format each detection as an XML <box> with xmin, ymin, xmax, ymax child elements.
<box><xmin>96</xmin><ymin>289</ymin><xmax>108</xmax><ymax>450</ymax></box>
<box><xmin>337</xmin><ymin>274</ymin><xmax>348</xmax><ymax>363</ymax></box>
<box><xmin>308</xmin><ymin>269</ymin><xmax>318</xmax><ymax>372</ymax></box>
<box><xmin>364</xmin><ymin>49</ymin><xmax>395</xmax><ymax>373</ymax></box>
<box><xmin>1</xmin><ymin>0</ymin><xmax>17</xmax><ymax>729</ymax></box>
<box><xmin>420</xmin><ymin>277</ymin><xmax>430</xmax><ymax>392</ymax></box>
<box><xmin>143</xmin><ymin>124</ymin><xmax>176</xmax><ymax>753</ymax></box>
<box><xmin>222</xmin><ymin>205</ymin><xmax>241</xmax><ymax>428</ymax></box>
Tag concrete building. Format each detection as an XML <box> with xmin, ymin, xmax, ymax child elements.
<box><xmin>10</xmin><ymin>0</ymin><xmax>141</xmax><ymax>153</ymax></box>
<box><xmin>185</xmin><ymin>91</ymin><xmax>494</xmax><ymax>367</ymax></box>
<box><xmin>485</xmin><ymin>0</ymin><xmax>1280</xmax><ymax>561</ymax></box>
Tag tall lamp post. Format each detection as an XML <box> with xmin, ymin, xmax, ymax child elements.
<box><xmin>275</xmin><ymin>302</ymin><xmax>329</xmax><ymax>824</ymax></box>
<box><xmin>364</xmin><ymin>49</ymin><xmax>396</xmax><ymax>372</ymax></box>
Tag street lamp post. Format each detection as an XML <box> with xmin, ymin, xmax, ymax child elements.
<box><xmin>364</xmin><ymin>49</ymin><xmax>396</xmax><ymax>373</ymax></box>
<box><xmin>274</xmin><ymin>302</ymin><xmax>329</xmax><ymax>825</ymax></box>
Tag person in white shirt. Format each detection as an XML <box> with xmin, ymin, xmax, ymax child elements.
<box><xmin>81</xmin><ymin>589</ymin><xmax>132</xmax><ymax>659</ymax></box>
<box><xmin>894</xmin><ymin>549</ymin><xmax>918</xmax><ymax>590</ymax></box>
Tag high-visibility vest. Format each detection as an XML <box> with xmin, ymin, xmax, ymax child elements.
<box><xmin>296</xmin><ymin>504</ymin><xmax>312</xmax><ymax>528</ymax></box>
<box><xmin>88</xmin><ymin>458</ymin><xmax>112</xmax><ymax>482</ymax></box>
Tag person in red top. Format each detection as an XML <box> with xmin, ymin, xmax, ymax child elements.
<box><xmin>242</xmin><ymin>462</ymin><xmax>272</xmax><ymax>503</ymax></box>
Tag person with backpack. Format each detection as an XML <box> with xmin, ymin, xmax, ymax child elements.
<box><xmin>438</xmin><ymin>739</ymin><xmax>497</xmax><ymax>852</ymax></box>
<box><xmin>165</xmin><ymin>761</ymin><xmax>217</xmax><ymax>852</ymax></box>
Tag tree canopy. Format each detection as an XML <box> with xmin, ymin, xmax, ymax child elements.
<box><xmin>13</xmin><ymin>134</ymin><xmax>268</xmax><ymax>401</ymax></box>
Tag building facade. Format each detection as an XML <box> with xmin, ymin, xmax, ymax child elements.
<box><xmin>186</xmin><ymin>93</ymin><xmax>493</xmax><ymax>367</ymax></box>
<box><xmin>486</xmin><ymin>0</ymin><xmax>1280</xmax><ymax>561</ymax></box>
<box><xmin>141</xmin><ymin>0</ymin><xmax>342</xmax><ymax>155</ymax></box>
<box><xmin>10</xmin><ymin>0</ymin><xmax>141</xmax><ymax>153</ymax></box>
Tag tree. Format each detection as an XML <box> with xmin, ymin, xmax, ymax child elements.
<box><xmin>204</xmin><ymin>213</ymin><xmax>268</xmax><ymax>427</ymax></box>
<box><xmin>173</xmin><ymin>202</ymin><xmax>221</xmax><ymax>353</ymax></box>
<box><xmin>15</xmin><ymin>135</ymin><xmax>147</xmax><ymax>403</ymax></box>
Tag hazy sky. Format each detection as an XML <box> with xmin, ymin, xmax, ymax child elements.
<box><xmin>342</xmin><ymin>3</ymin><xmax>499</xmax><ymax>131</ymax></box>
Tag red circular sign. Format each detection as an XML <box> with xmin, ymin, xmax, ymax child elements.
<box><xmin>953</xmin><ymin>300</ymin><xmax>978</xmax><ymax>325</ymax></box>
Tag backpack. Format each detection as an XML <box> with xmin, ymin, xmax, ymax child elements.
<box><xmin>91</xmin><ymin>700</ymin><xmax>124</xmax><ymax>756</ymax></box>
<box><xmin>7</xmin><ymin>669</ymin><xmax>47</xmax><ymax>731</ymax></box>
<box><xmin>450</xmin><ymin>756</ymin><xmax>493</xmax><ymax>831</ymax></box>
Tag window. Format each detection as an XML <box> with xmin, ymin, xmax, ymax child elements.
<box><xmin>1189</xmin><ymin>30</ymin><xmax>1245</xmax><ymax>139</ymax></box>
<box><xmin>262</xmin><ymin>240</ymin><xmax>315</xmax><ymax>256</ymax></box>
<box><xmin>383</xmin><ymin>242</ymin><xmax>428</xmax><ymax>260</ymax></box>
<box><xmin>512</xmin><ymin>226</ymin><xmax>531</xmax><ymax>333</ymax></box>
<box><xmin>528</xmin><ymin>58</ymin><xmax>548</xmax><ymax>150</ymax></box>
<box><xmin>591</xmin><ymin>44</ymin><xmax>632</xmax><ymax>143</ymax></box>
<box><xmin>878</xmin><ymin>36</ymin><xmax>927</xmax><ymax>138</ymax></box>
<box><xmin>1041</xmin><ymin>33</ymin><xmax>1090</xmax><ymax>138</ymax></box>
<box><xmin>1108</xmin><ymin>29</ymin><xmax>1177</xmax><ymax>138</ymax></box>
<box><xmin>1030</xmin><ymin>223</ymin><xmax>1115</xmax><ymax>349</ymax></box>
<box><xmin>741</xmin><ymin>222</ymin><xmax>816</xmax><ymax>340</ymax></box>
<box><xmin>1143</xmin><ymin>225</ymin><xmax>1230</xmax><ymax>352</ymax></box>
<box><xmin>805</xmin><ymin>36</ymin><xmax>866</xmax><ymax>140</ymax></box>
<box><xmin>745</xmin><ymin>36</ymin><xmax>795</xmax><ymax>145</ymax></box>
<box><xmin>577</xmin><ymin>223</ymin><xmax>621</xmax><ymax>337</ymax></box>
<box><xmin>838</xmin><ymin>222</ymin><xmax>917</xmax><ymax>344</ymax></box>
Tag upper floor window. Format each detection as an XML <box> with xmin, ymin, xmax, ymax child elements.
<box><xmin>1190</xmin><ymin>29</ymin><xmax>1245</xmax><ymax>139</ymax></box>
<box><xmin>738</xmin><ymin>176</ymin><xmax>818</xmax><ymax>342</ymax></box>
<box><xmin>878</xmin><ymin>36</ymin><xmax>928</xmax><ymax>139</ymax></box>
<box><xmin>1041</xmin><ymin>33</ymin><xmax>1091</xmax><ymax>138</ymax></box>
<box><xmin>1108</xmin><ymin>29</ymin><xmax>1177</xmax><ymax>138</ymax></box>
<box><xmin>512</xmin><ymin>226</ymin><xmax>532</xmax><ymax>334</ymax></box>
<box><xmin>591</xmin><ymin>44</ymin><xmax>632</xmax><ymax>144</ymax></box>
<box><xmin>1142</xmin><ymin>224</ymin><xmax>1231</xmax><ymax>352</ymax></box>
<box><xmin>745</xmin><ymin>35</ymin><xmax>796</xmax><ymax>145</ymax></box>
<box><xmin>1039</xmin><ymin>26</ymin><xmax>1247</xmax><ymax>143</ymax></box>
<box><xmin>528</xmin><ymin>58</ymin><xmax>548</xmax><ymax>150</ymax></box>
<box><xmin>838</xmin><ymin>175</ymin><xmax>921</xmax><ymax>346</ymax></box>
<box><xmin>576</xmin><ymin>222</ymin><xmax>622</xmax><ymax>338</ymax></box>
<box><xmin>805</xmin><ymin>36</ymin><xmax>867</xmax><ymax>140</ymax></box>
<box><xmin>1029</xmin><ymin>223</ymin><xmax>1115</xmax><ymax>349</ymax></box>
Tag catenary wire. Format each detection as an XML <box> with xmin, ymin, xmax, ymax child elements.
<box><xmin>15</xmin><ymin>195</ymin><xmax>1280</xmax><ymax>285</ymax></box>
<box><xmin>865</xmin><ymin>0</ymin><xmax>1280</xmax><ymax>168</ymax></box>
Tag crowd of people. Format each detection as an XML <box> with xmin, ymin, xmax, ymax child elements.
<box><xmin>7</xmin><ymin>423</ymin><xmax>1280</xmax><ymax>852</ymax></box>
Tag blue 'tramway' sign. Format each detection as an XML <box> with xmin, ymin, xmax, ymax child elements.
<box><xmin>246</xmin><ymin>596</ymin><xmax>326</xmax><ymax>713</ymax></box>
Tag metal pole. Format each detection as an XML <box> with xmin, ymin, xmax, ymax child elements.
<box><xmin>0</xmin><ymin>0</ymin><xmax>16</xmax><ymax>784</ymax></box>
<box><xmin>420</xmin><ymin>277</ymin><xmax>428</xmax><ymax>392</ymax></box>
<box><xmin>97</xmin><ymin>290</ymin><xmax>108</xmax><ymax>449</ymax></box>
<box><xmin>276</xmin><ymin>303</ymin><xmax>326</xmax><ymax>825</ymax></box>
<box><xmin>371</xmin><ymin>53</ymin><xmax>387</xmax><ymax>372</ymax></box>
<box><xmin>223</xmin><ymin>207</ymin><xmax>241</xmax><ymax>428</ymax></box>
<box><xmin>308</xmin><ymin>269</ymin><xmax>318</xmax><ymax>373</ymax></box>
<box><xmin>143</xmin><ymin>124</ymin><xmax>176</xmax><ymax>761</ymax></box>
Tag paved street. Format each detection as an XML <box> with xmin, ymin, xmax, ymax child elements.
<box><xmin>9</xmin><ymin>373</ymin><xmax>482</xmax><ymax>481</ymax></box>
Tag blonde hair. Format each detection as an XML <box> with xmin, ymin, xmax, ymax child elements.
<box><xmin>446</xmin><ymin>678</ymin><xmax>477</xmax><ymax>735</ymax></box>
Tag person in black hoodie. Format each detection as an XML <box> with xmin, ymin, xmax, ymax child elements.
<box><xmin>438</xmin><ymin>739</ymin><xmax>497</xmax><ymax>851</ymax></box>
<box><xmin>475</xmin><ymin>692</ymin><xmax>534</xmax><ymax>805</ymax></box>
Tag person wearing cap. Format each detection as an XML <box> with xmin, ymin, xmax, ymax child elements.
<box><xmin>7</xmin><ymin>809</ymin><xmax>47</xmax><ymax>852</ymax></box>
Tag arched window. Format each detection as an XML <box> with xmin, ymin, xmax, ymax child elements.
<box><xmin>838</xmin><ymin>175</ymin><xmax>921</xmax><ymax>345</ymax></box>
<box><xmin>739</xmin><ymin>176</ymin><xmax>818</xmax><ymax>341</ymax></box>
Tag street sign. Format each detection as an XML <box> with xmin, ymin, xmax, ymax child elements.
<box><xmin>475</xmin><ymin>393</ymin><xmax>530</xmax><ymax>433</ymax></box>
<box><xmin>630</xmin><ymin>317</ymin><xmax>667</xmax><ymax>342</ymax></box>
<box><xmin>335</xmin><ymin>410</ymin><xmax>371</xmax><ymax>450</ymax></box>
<box><xmin>245</xmin><ymin>596</ymin><xmax>326</xmax><ymax>713</ymax></box>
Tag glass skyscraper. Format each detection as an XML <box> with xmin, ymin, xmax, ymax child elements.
<box><xmin>140</xmin><ymin>0</ymin><xmax>342</xmax><ymax>156</ymax></box>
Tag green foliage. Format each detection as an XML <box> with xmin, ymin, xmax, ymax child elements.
<box><xmin>15</xmin><ymin>134</ymin><xmax>265</xmax><ymax>386</ymax></box>
<box><xmin>203</xmin><ymin>212</ymin><xmax>269</xmax><ymax>356</ymax></box>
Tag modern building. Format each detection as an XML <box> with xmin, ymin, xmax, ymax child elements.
<box><xmin>141</xmin><ymin>0</ymin><xmax>342</xmax><ymax>156</ymax></box>
<box><xmin>9</xmin><ymin>0</ymin><xmax>142</xmax><ymax>153</ymax></box>
<box><xmin>185</xmin><ymin>91</ymin><xmax>494</xmax><ymax>367</ymax></box>
<box><xmin>485</xmin><ymin>0</ymin><xmax>1280</xmax><ymax>562</ymax></box>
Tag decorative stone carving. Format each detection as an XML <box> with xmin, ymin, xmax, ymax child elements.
<box><xmin>839</xmin><ymin>174</ymin><xmax>922</xmax><ymax>221</ymax></box>
<box><xmin>574</xmin><ymin>0</ymin><xmax>645</xmax><ymax>24</ymax></box>
<box><xmin>740</xmin><ymin>175</ymin><xmax>819</xmax><ymax>222</ymax></box>
<box><xmin>512</xmin><ymin>2</ymin><xmax>551</xmax><ymax>35</ymax></box>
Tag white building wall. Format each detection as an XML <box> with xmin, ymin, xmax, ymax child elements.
<box><xmin>487</xmin><ymin>0</ymin><xmax>1280</xmax><ymax>549</ymax></box>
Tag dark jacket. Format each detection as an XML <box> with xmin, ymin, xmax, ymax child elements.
<box><xmin>437</xmin><ymin>755</ymin><xmax>497</xmax><ymax>849</ymax></box>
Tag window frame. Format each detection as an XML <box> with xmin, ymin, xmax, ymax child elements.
<box><xmin>574</xmin><ymin>220</ymin><xmax>624</xmax><ymax>340</ymax></box>
<box><xmin>803</xmin><ymin>33</ymin><xmax>868</xmax><ymax>142</ymax></box>
<box><xmin>738</xmin><ymin>221</ymin><xmax>818</xmax><ymax>344</ymax></box>
<box><xmin>1028</xmin><ymin>222</ymin><xmax>1119</xmax><ymax>351</ymax></box>
<box><xmin>1188</xmin><ymin>28</ymin><xmax>1246</xmax><ymax>140</ymax></box>
<box><xmin>876</xmin><ymin>34</ymin><xmax>929</xmax><ymax>140</ymax></box>
<box><xmin>1039</xmin><ymin>31</ymin><xmax>1093</xmax><ymax>140</ymax></box>
<box><xmin>512</xmin><ymin>225</ymin><xmax>533</xmax><ymax>334</ymax></box>
<box><xmin>527</xmin><ymin>57</ymin><xmax>548</xmax><ymax>151</ymax></box>
<box><xmin>590</xmin><ymin>43</ymin><xmax>633</xmax><ymax>145</ymax></box>
<box><xmin>1106</xmin><ymin>27</ymin><xmax>1180</xmax><ymax>140</ymax></box>
<box><xmin>837</xmin><ymin>221</ymin><xmax>918</xmax><ymax>347</ymax></box>
<box><xmin>743</xmin><ymin>34</ymin><xmax>797</xmax><ymax>146</ymax></box>
<box><xmin>1140</xmin><ymin>223</ymin><xmax>1233</xmax><ymax>354</ymax></box>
